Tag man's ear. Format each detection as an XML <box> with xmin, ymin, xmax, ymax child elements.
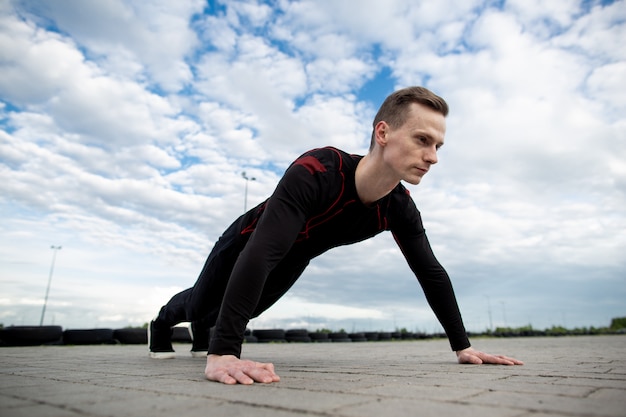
<box><xmin>374</xmin><ymin>121</ymin><xmax>388</xmax><ymax>147</ymax></box>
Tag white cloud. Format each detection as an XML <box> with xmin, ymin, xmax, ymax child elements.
<box><xmin>505</xmin><ymin>0</ymin><xmax>580</xmax><ymax>31</ymax></box>
<box><xmin>226</xmin><ymin>0</ymin><xmax>273</xmax><ymax>28</ymax></box>
<box><xmin>0</xmin><ymin>12</ymin><xmax>86</xmax><ymax>104</ymax></box>
<box><xmin>11</xmin><ymin>0</ymin><xmax>203</xmax><ymax>91</ymax></box>
<box><xmin>305</xmin><ymin>57</ymin><xmax>377</xmax><ymax>94</ymax></box>
<box><xmin>552</xmin><ymin>1</ymin><xmax>626</xmax><ymax>61</ymax></box>
<box><xmin>586</xmin><ymin>61</ymin><xmax>626</xmax><ymax>115</ymax></box>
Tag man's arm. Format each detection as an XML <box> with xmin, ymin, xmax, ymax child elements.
<box><xmin>396</xmin><ymin>231</ymin><xmax>523</xmax><ymax>365</ymax></box>
<box><xmin>391</xmin><ymin>197</ymin><xmax>522</xmax><ymax>364</ymax></box>
<box><xmin>206</xmin><ymin>150</ymin><xmax>336</xmax><ymax>383</ymax></box>
<box><xmin>204</xmin><ymin>181</ymin><xmax>310</xmax><ymax>383</ymax></box>
<box><xmin>393</xmin><ymin>226</ymin><xmax>471</xmax><ymax>351</ymax></box>
<box><xmin>208</xmin><ymin>154</ymin><xmax>328</xmax><ymax>358</ymax></box>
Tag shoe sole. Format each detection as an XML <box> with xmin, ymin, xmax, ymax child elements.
<box><xmin>147</xmin><ymin>321</ymin><xmax>176</xmax><ymax>359</ymax></box>
<box><xmin>149</xmin><ymin>351</ymin><xmax>176</xmax><ymax>359</ymax></box>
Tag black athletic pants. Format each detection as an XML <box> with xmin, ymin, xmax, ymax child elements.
<box><xmin>155</xmin><ymin>220</ymin><xmax>308</xmax><ymax>332</ymax></box>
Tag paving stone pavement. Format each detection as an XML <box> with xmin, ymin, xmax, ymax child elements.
<box><xmin>1</xmin><ymin>335</ymin><xmax>625</xmax><ymax>417</ymax></box>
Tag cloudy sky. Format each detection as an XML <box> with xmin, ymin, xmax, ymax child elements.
<box><xmin>1</xmin><ymin>0</ymin><xmax>624</xmax><ymax>335</ymax></box>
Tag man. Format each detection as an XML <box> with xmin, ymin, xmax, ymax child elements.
<box><xmin>150</xmin><ymin>86</ymin><xmax>523</xmax><ymax>385</ymax></box>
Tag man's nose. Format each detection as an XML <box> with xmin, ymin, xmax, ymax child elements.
<box><xmin>425</xmin><ymin>147</ymin><xmax>438</xmax><ymax>164</ymax></box>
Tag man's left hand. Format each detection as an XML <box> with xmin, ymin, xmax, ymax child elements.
<box><xmin>456</xmin><ymin>347</ymin><xmax>524</xmax><ymax>365</ymax></box>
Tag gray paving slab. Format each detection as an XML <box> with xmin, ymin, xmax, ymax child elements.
<box><xmin>0</xmin><ymin>335</ymin><xmax>624</xmax><ymax>417</ymax></box>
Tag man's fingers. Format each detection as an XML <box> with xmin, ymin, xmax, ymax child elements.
<box><xmin>245</xmin><ymin>366</ymin><xmax>277</xmax><ymax>383</ymax></box>
<box><xmin>505</xmin><ymin>355</ymin><xmax>524</xmax><ymax>365</ymax></box>
<box><xmin>255</xmin><ymin>362</ymin><xmax>281</xmax><ymax>381</ymax></box>
<box><xmin>486</xmin><ymin>355</ymin><xmax>513</xmax><ymax>365</ymax></box>
<box><xmin>494</xmin><ymin>355</ymin><xmax>524</xmax><ymax>365</ymax></box>
<box><xmin>207</xmin><ymin>369</ymin><xmax>238</xmax><ymax>385</ymax></box>
<box><xmin>207</xmin><ymin>368</ymin><xmax>256</xmax><ymax>385</ymax></box>
<box><xmin>480</xmin><ymin>353</ymin><xmax>524</xmax><ymax>366</ymax></box>
<box><xmin>494</xmin><ymin>355</ymin><xmax>515</xmax><ymax>365</ymax></box>
<box><xmin>227</xmin><ymin>365</ymin><xmax>277</xmax><ymax>384</ymax></box>
<box><xmin>257</xmin><ymin>361</ymin><xmax>276</xmax><ymax>373</ymax></box>
<box><xmin>232</xmin><ymin>369</ymin><xmax>255</xmax><ymax>385</ymax></box>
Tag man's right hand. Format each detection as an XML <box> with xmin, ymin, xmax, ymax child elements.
<box><xmin>205</xmin><ymin>354</ymin><xmax>281</xmax><ymax>385</ymax></box>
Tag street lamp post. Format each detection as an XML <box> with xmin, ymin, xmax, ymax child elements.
<box><xmin>241</xmin><ymin>171</ymin><xmax>256</xmax><ymax>213</ymax></box>
<box><xmin>40</xmin><ymin>245</ymin><xmax>61</xmax><ymax>326</ymax></box>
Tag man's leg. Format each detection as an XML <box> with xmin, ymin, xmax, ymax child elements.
<box><xmin>189</xmin><ymin>315</ymin><xmax>214</xmax><ymax>357</ymax></box>
<box><xmin>150</xmin><ymin>223</ymin><xmax>245</xmax><ymax>358</ymax></box>
<box><xmin>149</xmin><ymin>287</ymin><xmax>195</xmax><ymax>359</ymax></box>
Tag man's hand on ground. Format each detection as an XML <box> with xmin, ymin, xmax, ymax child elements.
<box><xmin>456</xmin><ymin>347</ymin><xmax>524</xmax><ymax>365</ymax></box>
<box><xmin>205</xmin><ymin>354</ymin><xmax>281</xmax><ymax>385</ymax></box>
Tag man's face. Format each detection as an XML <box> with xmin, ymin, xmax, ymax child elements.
<box><xmin>377</xmin><ymin>102</ymin><xmax>446</xmax><ymax>185</ymax></box>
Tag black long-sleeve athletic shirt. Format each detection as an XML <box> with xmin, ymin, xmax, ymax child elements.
<box><xmin>209</xmin><ymin>147</ymin><xmax>470</xmax><ymax>357</ymax></box>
